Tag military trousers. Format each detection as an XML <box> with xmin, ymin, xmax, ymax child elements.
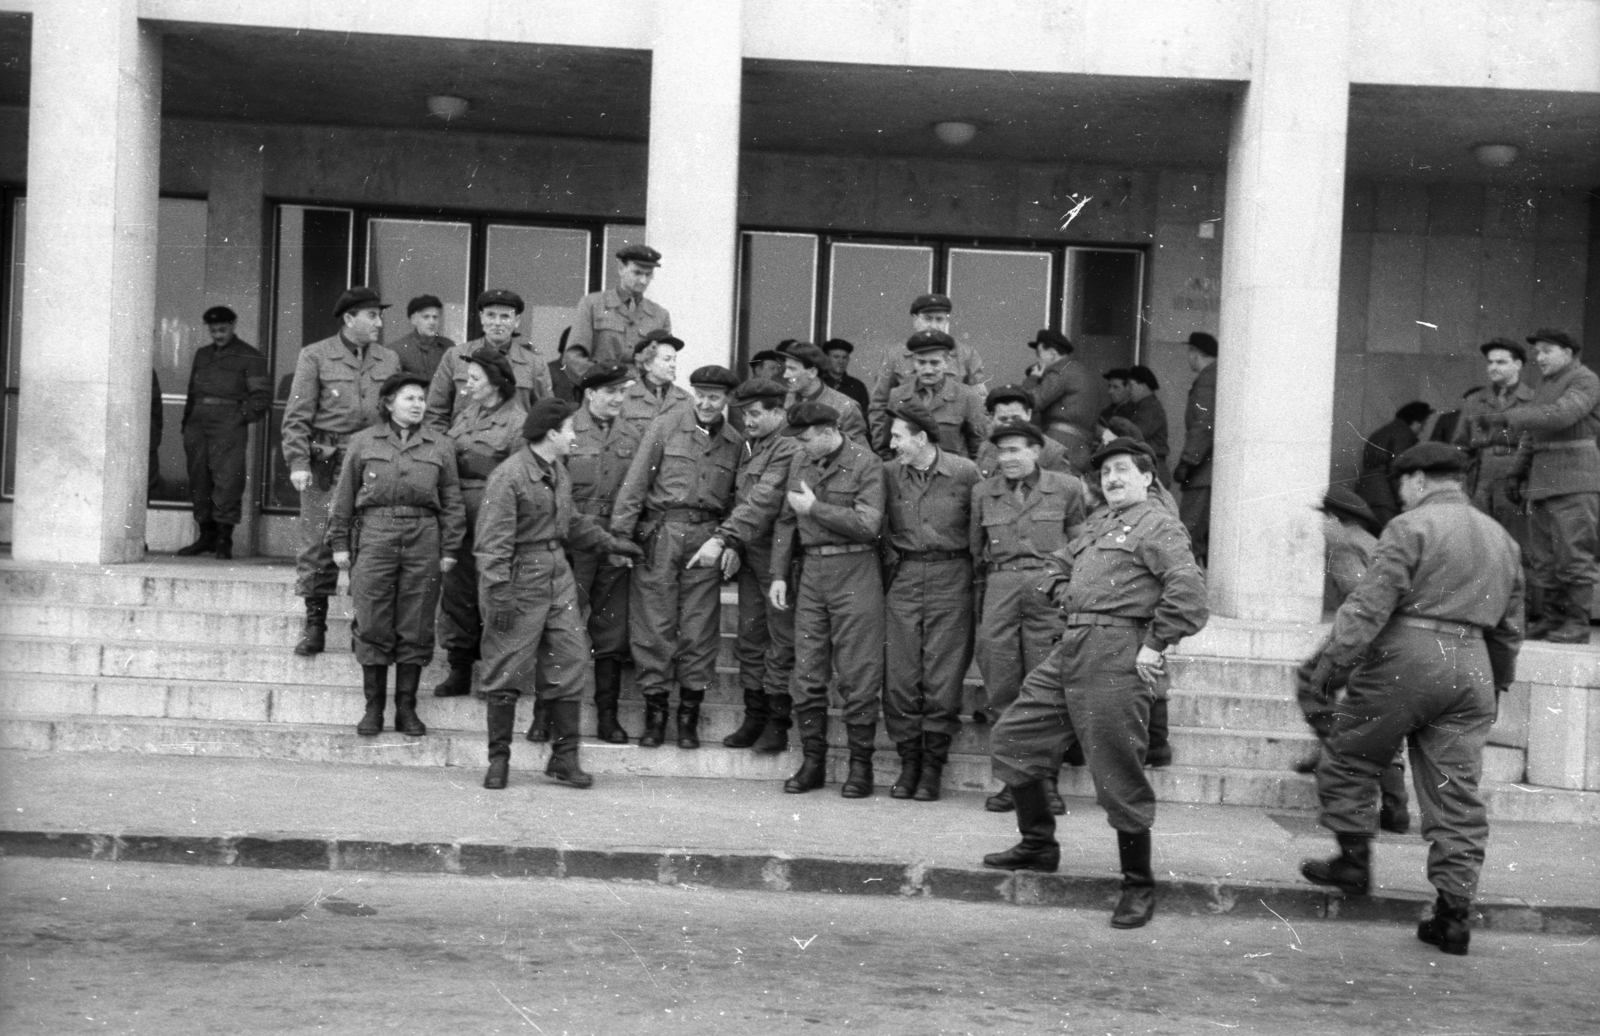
<box><xmin>477</xmin><ymin>548</ymin><xmax>594</xmax><ymax>703</ymax></box>
<box><xmin>884</xmin><ymin>556</ymin><xmax>972</xmax><ymax>742</ymax></box>
<box><xmin>182</xmin><ymin>404</ymin><xmax>250</xmax><ymax>524</ymax></box>
<box><xmin>991</xmin><ymin>625</ymin><xmax>1156</xmax><ymax>833</ymax></box>
<box><xmin>1179</xmin><ymin>485</ymin><xmax>1211</xmax><ymax>565</ymax></box>
<box><xmin>629</xmin><ymin>520</ymin><xmax>723</xmax><ymax>701</ymax></box>
<box><xmin>792</xmin><ymin>552</ymin><xmax>886</xmax><ymax>726</ymax></box>
<box><xmin>437</xmin><ymin>487</ymin><xmax>485</xmax><ymax>667</ymax></box>
<box><xmin>572</xmin><ymin>547</ymin><xmax>632</xmax><ymax>660</ymax></box>
<box><xmin>1527</xmin><ymin>491</ymin><xmax>1599</xmax><ymax>592</ymax></box>
<box><xmin>294</xmin><ymin>482</ymin><xmax>339</xmax><ymax>599</ymax></box>
<box><xmin>348</xmin><ymin>515</ymin><xmax>443</xmax><ymax>667</ymax></box>
<box><xmin>1315</xmin><ymin>623</ymin><xmax>1496</xmax><ymax>900</ymax></box>
<box><xmin>735</xmin><ymin>538</ymin><xmax>794</xmax><ymax>697</ymax></box>
<box><xmin>975</xmin><ymin>567</ymin><xmax>1064</xmax><ymax>718</ymax></box>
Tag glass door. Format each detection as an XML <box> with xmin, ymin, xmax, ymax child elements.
<box><xmin>945</xmin><ymin>247</ymin><xmax>1054</xmax><ymax>388</ymax></box>
<box><xmin>825</xmin><ymin>242</ymin><xmax>934</xmax><ymax>386</ymax></box>
<box><xmin>365</xmin><ymin>218</ymin><xmax>473</xmax><ymax>346</ymax></box>
<box><xmin>484</xmin><ymin>224</ymin><xmax>591</xmax><ymax>362</ymax></box>
<box><xmin>738</xmin><ymin>231</ymin><xmax>818</xmax><ymax>371</ymax></box>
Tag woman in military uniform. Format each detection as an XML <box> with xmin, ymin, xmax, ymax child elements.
<box><xmin>329</xmin><ymin>373</ymin><xmax>466</xmax><ymax>739</ymax></box>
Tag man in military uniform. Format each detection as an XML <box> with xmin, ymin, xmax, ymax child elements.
<box><xmin>1099</xmin><ymin>369</ymin><xmax>1132</xmax><ymax>428</ymax></box>
<box><xmin>548</xmin><ymin>329</ymin><xmax>591</xmax><ymax>405</ymax></box>
<box><xmin>1357</xmin><ymin>402</ymin><xmax>1432</xmax><ymax>529</ymax></box>
<box><xmin>620</xmin><ymin>330</ymin><xmax>695</xmax><ymax>438</ymax></box>
<box><xmin>877</xmin><ymin>330</ymin><xmax>989</xmax><ymax>459</ymax></box>
<box><xmin>611</xmin><ymin>366</ymin><xmax>745</xmax><ymax>749</ymax></box>
<box><xmin>177</xmin><ymin>305</ymin><xmax>270</xmax><ymax>559</ymax></box>
<box><xmin>1124</xmin><ymin>366</ymin><xmax>1170</xmax><ymax>480</ymax></box>
<box><xmin>1453</xmin><ymin>339</ymin><xmax>1536</xmax><ymax>617</ymax></box>
<box><xmin>281</xmin><ymin>287</ymin><xmax>401</xmax><ymax>655</ymax></box>
<box><xmin>975</xmin><ymin>385</ymin><xmax>1072</xmax><ymax>480</ymax></box>
<box><xmin>1300</xmin><ymin>443</ymin><xmax>1522</xmax><ymax>957</ymax></box>
<box><xmin>1478</xmin><ymin>330</ymin><xmax>1596</xmax><ymax>643</ymax></box>
<box><xmin>881</xmin><ymin>402</ymin><xmax>981</xmax><ymax>801</ymax></box>
<box><xmin>867</xmin><ymin>294</ymin><xmax>987</xmax><ymax>451</ymax></box>
<box><xmin>392</xmin><ymin>294</ymin><xmax>454</xmax><ymax>381</ymax></box>
<box><xmin>824</xmin><ymin>338</ymin><xmax>872</xmax><ymax>417</ymax></box>
<box><xmin>780</xmin><ymin>341</ymin><xmax>869</xmax><ymax>447</ymax></box>
<box><xmin>971</xmin><ymin>420</ymin><xmax>1087</xmax><ymax>813</ymax></box>
<box><xmin>1024</xmin><ymin>329</ymin><xmax>1096</xmax><ymax>474</ymax></box>
<box><xmin>688</xmin><ymin>378</ymin><xmax>801</xmax><ymax>753</ymax></box>
<box><xmin>425</xmin><ymin>289</ymin><xmax>552</xmax><ymax>430</ymax></box>
<box><xmin>770</xmin><ymin>402</ymin><xmax>886</xmax><ymax>798</ymax></box>
<box><xmin>1172</xmin><ymin>331</ymin><xmax>1218</xmax><ymax>565</ymax></box>
<box><xmin>569</xmin><ymin>244</ymin><xmax>672</xmax><ymax>368</ymax></box>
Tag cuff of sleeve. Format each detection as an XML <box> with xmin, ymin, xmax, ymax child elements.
<box><xmin>1142</xmin><ymin>635</ymin><xmax>1168</xmax><ymax>653</ymax></box>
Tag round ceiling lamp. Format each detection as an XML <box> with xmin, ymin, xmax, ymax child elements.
<box><xmin>427</xmin><ymin>95</ymin><xmax>470</xmax><ymax>121</ymax></box>
<box><xmin>933</xmin><ymin>120</ymin><xmax>978</xmax><ymax>146</ymax></box>
<box><xmin>1472</xmin><ymin>143</ymin><xmax>1518</xmax><ymax>168</ymax></box>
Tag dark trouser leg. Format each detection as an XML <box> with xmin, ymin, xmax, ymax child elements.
<box><xmin>1061</xmin><ymin>629</ymin><xmax>1157</xmax><ymax>834</ymax></box>
<box><xmin>434</xmin><ymin>514</ymin><xmax>480</xmax><ymax>696</ymax></box>
<box><xmin>483</xmin><ymin>692</ymin><xmax>518</xmax><ymax>790</ymax></box>
<box><xmin>1145</xmin><ymin>697</ymin><xmax>1172</xmax><ymax>768</ymax></box>
<box><xmin>1544</xmin><ymin>493</ymin><xmax>1600</xmax><ymax>643</ymax></box>
<box><xmin>182</xmin><ymin>418</ymin><xmax>215</xmax><ymax>526</ymax></box>
<box><xmin>1409</xmin><ymin>679</ymin><xmax>1495</xmax><ymax>904</ymax></box>
<box><xmin>357</xmin><ymin>664</ymin><xmax>387</xmax><ymax>736</ymax></box>
<box><xmin>981</xmin><ymin>780</ymin><xmax>1060</xmax><ymax>872</ymax></box>
<box><xmin>204</xmin><ymin>408</ymin><xmax>249</xmax><ymax>526</ymax></box>
<box><xmin>729</xmin><ymin>560</ymin><xmax>773</xmax><ymax>747</ymax></box>
<box><xmin>391</xmin><ymin>520</ymin><xmax>442</xmax><ymax>669</ymax></box>
<box><xmin>1179</xmin><ymin>484</ymin><xmax>1211</xmax><ymax>566</ymax></box>
<box><xmin>294</xmin><ymin>482</ymin><xmax>340</xmax><ymax>599</ymax></box>
<box><xmin>629</xmin><ymin>526</ymin><xmax>682</xmax><ymax>706</ymax></box>
<box><xmin>349</xmin><ymin>522</ymin><xmax>402</xmax><ymax>667</ymax></box>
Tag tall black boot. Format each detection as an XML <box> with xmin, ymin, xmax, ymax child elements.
<box><xmin>433</xmin><ymin>653</ymin><xmax>474</xmax><ymax>698</ymax></box>
<box><xmin>1110</xmin><ymin>830</ymin><xmax>1156</xmax><ymax>929</ymax></box>
<box><xmin>177</xmin><ymin>520</ymin><xmax>218</xmax><ymax>556</ymax></box>
<box><xmin>392</xmin><ymin>663</ymin><xmax>426</xmax><ymax>736</ymax></box>
<box><xmin>1417</xmin><ymin>890</ymin><xmax>1472</xmax><ymax>955</ymax></box>
<box><xmin>545</xmin><ymin>700</ymin><xmax>594</xmax><ymax>789</ymax></box>
<box><xmin>593</xmin><ymin>658</ymin><xmax>629</xmax><ymax>743</ymax></box>
<box><xmin>483</xmin><ymin>694</ymin><xmax>517</xmax><ymax>789</ymax></box>
<box><xmin>676</xmin><ymin>693</ymin><xmax>703</xmax><ymax>750</ymax></box>
<box><xmin>783</xmin><ymin>708</ymin><xmax>828</xmax><ymax>793</ymax></box>
<box><xmin>1145</xmin><ymin>698</ymin><xmax>1172</xmax><ymax>768</ymax></box>
<box><xmin>1300</xmin><ymin>832</ymin><xmax>1372</xmax><ymax>895</ymax></box>
<box><xmin>638</xmin><ymin>697</ymin><xmax>671</xmax><ymax>748</ymax></box>
<box><xmin>890</xmin><ymin>738</ymin><xmax>922</xmax><ymax>799</ymax></box>
<box><xmin>985</xmin><ymin>786</ymin><xmax>1015</xmax><ymax>812</ymax></box>
<box><xmin>722</xmin><ymin>687</ymin><xmax>769</xmax><ymax>748</ymax></box>
<box><xmin>981</xmin><ymin>781</ymin><xmax>1060</xmax><ymax>872</ymax></box>
<box><xmin>213</xmin><ymin>523</ymin><xmax>235</xmax><ymax>560</ymax></box>
<box><xmin>1527</xmin><ymin>586</ymin><xmax>1563</xmax><ymax>640</ymax></box>
<box><xmin>524</xmin><ymin>700</ymin><xmax>553</xmax><ymax>742</ymax></box>
<box><xmin>914</xmin><ymin>731</ymin><xmax>952</xmax><ymax>802</ymax></box>
<box><xmin>751</xmin><ymin>693</ymin><xmax>792</xmax><ymax>754</ymax></box>
<box><xmin>1044</xmin><ymin>770</ymin><xmax>1067</xmax><ymax>815</ymax></box>
<box><xmin>294</xmin><ymin>597</ymin><xmax>328</xmax><ymax>657</ymax></box>
<box><xmin>841</xmin><ymin>722</ymin><xmax>876</xmax><ymax>798</ymax></box>
<box><xmin>356</xmin><ymin>665</ymin><xmax>387</xmax><ymax>736</ymax></box>
<box><xmin>1547</xmin><ymin>583</ymin><xmax>1593</xmax><ymax>644</ymax></box>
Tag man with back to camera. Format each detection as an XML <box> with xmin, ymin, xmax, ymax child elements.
<box><xmin>1024</xmin><ymin>329</ymin><xmax>1096</xmax><ymax>474</ymax></box>
<box><xmin>426</xmin><ymin>289</ymin><xmax>552</xmax><ymax>431</ymax></box>
<box><xmin>392</xmin><ymin>294</ymin><xmax>455</xmax><ymax>382</ymax></box>
<box><xmin>867</xmin><ymin>293</ymin><xmax>987</xmax><ymax>452</ymax></box>
<box><xmin>281</xmin><ymin>287</ymin><xmax>401</xmax><ymax>655</ymax></box>
<box><xmin>547</xmin><ymin>328</ymin><xmax>591</xmax><ymax>405</ymax></box>
<box><xmin>780</xmin><ymin>340</ymin><xmax>870</xmax><ymax>447</ymax></box>
<box><xmin>568</xmin><ymin>244</ymin><xmax>672</xmax><ymax>368</ymax></box>
<box><xmin>878</xmin><ymin>330</ymin><xmax>989</xmax><ymax>460</ymax></box>
<box><xmin>1356</xmin><ymin>401</ymin><xmax>1433</xmax><ymax>530</ymax></box>
<box><xmin>1172</xmin><ymin>331</ymin><xmax>1218</xmax><ymax>564</ymax></box>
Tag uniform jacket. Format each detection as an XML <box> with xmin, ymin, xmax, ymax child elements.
<box><xmin>1128</xmin><ymin>394</ymin><xmax>1170</xmax><ymax>465</ymax></box>
<box><xmin>391</xmin><ymin>330</ymin><xmax>455</xmax><ymax>382</ymax></box>
<box><xmin>611</xmin><ymin>410</ymin><xmax>744</xmax><ymax>540</ymax></box>
<box><xmin>787</xmin><ymin>381</ymin><xmax>870</xmax><ymax>448</ymax></box>
<box><xmin>568</xmin><ymin>288</ymin><xmax>671</xmax><ymax>368</ymax></box>
<box><xmin>183</xmin><ymin>336</ymin><xmax>270</xmax><ymax>426</ymax></box>
<box><xmin>868</xmin><ymin>342</ymin><xmax>987</xmax><ymax>447</ymax></box>
<box><xmin>881</xmin><ymin>374</ymin><xmax>990</xmax><ymax>459</ymax></box>
<box><xmin>1324</xmin><ymin>520</ymin><xmax>1377</xmax><ymax>612</ymax></box>
<box><xmin>771</xmin><ymin>438</ymin><xmax>885</xmax><ymax>578</ymax></box>
<box><xmin>834</xmin><ymin>372</ymin><xmax>871</xmax><ymax>418</ymax></box>
<box><xmin>1452</xmin><ymin>381</ymin><xmax>1535</xmax><ymax>492</ymax></box>
<box><xmin>1179</xmin><ymin>362</ymin><xmax>1217</xmax><ymax>487</ymax></box>
<box><xmin>975</xmin><ymin>432</ymin><xmax>1072</xmax><ymax>480</ymax></box>
<box><xmin>1027</xmin><ymin>357</ymin><xmax>1097</xmax><ymax>436</ymax></box>
<box><xmin>567</xmin><ymin>404</ymin><xmax>649</xmax><ymax>521</ymax></box>
<box><xmin>281</xmin><ymin>334</ymin><xmax>401</xmax><ymax>473</ymax></box>
<box><xmin>1356</xmin><ymin>418</ymin><xmax>1418</xmax><ymax>527</ymax></box>
<box><xmin>619</xmin><ymin>377</ymin><xmax>695</xmax><ymax>443</ymax></box>
<box><xmin>445</xmin><ymin>395</ymin><xmax>527</xmax><ymax>488</ymax></box>
<box><xmin>970</xmin><ymin>468</ymin><xmax>1088</xmax><ymax>569</ymax></box>
<box><xmin>548</xmin><ymin>360</ymin><xmax>581</xmax><ymax>404</ymax></box>
<box><xmin>326</xmin><ymin>423</ymin><xmax>466</xmax><ymax>556</ymax></box>
<box><xmin>1324</xmin><ymin>483</ymin><xmax>1524</xmax><ymax>687</ymax></box>
<box><xmin>425</xmin><ymin>336</ymin><xmax>553</xmax><ymax>431</ymax></box>
<box><xmin>1503</xmin><ymin>360</ymin><xmax>1600</xmax><ymax>499</ymax></box>
<box><xmin>884</xmin><ymin>449</ymin><xmax>980</xmax><ymax>555</ymax></box>
<box><xmin>715</xmin><ymin>429</ymin><xmax>799</xmax><ymax>550</ymax></box>
<box><xmin>1053</xmin><ymin>498</ymin><xmax>1208</xmax><ymax>652</ymax></box>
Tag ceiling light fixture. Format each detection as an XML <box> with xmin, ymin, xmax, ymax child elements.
<box><xmin>1472</xmin><ymin>143</ymin><xmax>1518</xmax><ymax>168</ymax></box>
<box><xmin>427</xmin><ymin>95</ymin><xmax>470</xmax><ymax>121</ymax></box>
<box><xmin>933</xmin><ymin>120</ymin><xmax>978</xmax><ymax>146</ymax></box>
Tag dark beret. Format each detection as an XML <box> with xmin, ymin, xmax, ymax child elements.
<box><xmin>332</xmin><ymin>287</ymin><xmax>388</xmax><ymax>319</ymax></box>
<box><xmin>378</xmin><ymin>372</ymin><xmax>429</xmax><ymax>399</ymax></box>
<box><xmin>823</xmin><ymin>338</ymin><xmax>855</xmax><ymax>354</ymax></box>
<box><xmin>689</xmin><ymin>365</ymin><xmax>740</xmax><ymax>390</ymax></box>
<box><xmin>476</xmin><ymin>288</ymin><xmax>525</xmax><ymax>314</ymax></box>
<box><xmin>1091</xmin><ymin>436</ymin><xmax>1155</xmax><ymax>469</ymax></box>
<box><xmin>1127</xmin><ymin>365</ymin><xmax>1160</xmax><ymax>391</ymax></box>
<box><xmin>1527</xmin><ymin>328</ymin><xmax>1580</xmax><ymax>354</ymax></box>
<box><xmin>909</xmin><ymin>293</ymin><xmax>953</xmax><ymax>315</ymax></box>
<box><xmin>779</xmin><ymin>340</ymin><xmax>828</xmax><ymax>370</ymax></box>
<box><xmin>985</xmin><ymin>384</ymin><xmax>1036</xmax><ymax>413</ymax></box>
<box><xmin>989</xmin><ymin>422</ymin><xmax>1046</xmax><ymax>449</ymax></box>
<box><xmin>616</xmin><ymin>244</ymin><xmax>663</xmax><ymax>267</ymax></box>
<box><xmin>890</xmin><ymin>402</ymin><xmax>941</xmax><ymax>442</ymax></box>
<box><xmin>750</xmin><ymin>349</ymin><xmax>784</xmax><ymax>366</ymax></box>
<box><xmin>781</xmin><ymin>400</ymin><xmax>840</xmax><ymax>436</ymax></box>
<box><xmin>578</xmin><ymin>363</ymin><xmax>634</xmax><ymax>393</ymax></box>
<box><xmin>1102</xmin><ymin>368</ymin><xmax>1130</xmax><ymax>382</ymax></box>
<box><xmin>465</xmin><ymin>347</ymin><xmax>515</xmax><ymax>395</ymax></box>
<box><xmin>1395</xmin><ymin>400</ymin><xmax>1433</xmax><ymax>424</ymax></box>
<box><xmin>1479</xmin><ymin>338</ymin><xmax>1525</xmax><ymax>363</ymax></box>
<box><xmin>906</xmin><ymin>329</ymin><xmax>957</xmax><ymax>355</ymax></box>
<box><xmin>1391</xmin><ymin>441</ymin><xmax>1468</xmax><ymax>475</ymax></box>
<box><xmin>406</xmin><ymin>294</ymin><xmax>443</xmax><ymax>317</ymax></box>
<box><xmin>202</xmin><ymin>305</ymin><xmax>237</xmax><ymax>324</ymax></box>
<box><xmin>635</xmin><ymin>330</ymin><xmax>685</xmax><ymax>356</ymax></box>
<box><xmin>522</xmin><ymin>399</ymin><xmax>575</xmax><ymax>442</ymax></box>
<box><xmin>1188</xmin><ymin>332</ymin><xmax>1219</xmax><ymax>357</ymax></box>
<box><xmin>1104</xmin><ymin>416</ymin><xmax>1145</xmax><ymax>441</ymax></box>
<box><xmin>1320</xmin><ymin>485</ymin><xmax>1381</xmax><ymax>536</ymax></box>
<box><xmin>732</xmin><ymin>378</ymin><xmax>789</xmax><ymax>406</ymax></box>
<box><xmin>1029</xmin><ymin>328</ymin><xmax>1073</xmax><ymax>354</ymax></box>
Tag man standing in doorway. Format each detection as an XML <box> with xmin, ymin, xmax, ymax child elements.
<box><xmin>1172</xmin><ymin>331</ymin><xmax>1218</xmax><ymax>566</ymax></box>
<box><xmin>569</xmin><ymin>244</ymin><xmax>672</xmax><ymax>368</ymax></box>
<box><xmin>1454</xmin><ymin>338</ymin><xmax>1536</xmax><ymax>619</ymax></box>
<box><xmin>392</xmin><ymin>294</ymin><xmax>454</xmax><ymax>382</ymax></box>
<box><xmin>426</xmin><ymin>289</ymin><xmax>552</xmax><ymax>429</ymax></box>
<box><xmin>867</xmin><ymin>294</ymin><xmax>987</xmax><ymax>452</ymax></box>
<box><xmin>824</xmin><ymin>338</ymin><xmax>872</xmax><ymax>418</ymax></box>
<box><xmin>1099</xmin><ymin>368</ymin><xmax>1133</xmax><ymax>428</ymax></box>
<box><xmin>1125</xmin><ymin>365</ymin><xmax>1170</xmax><ymax>481</ymax></box>
<box><xmin>1025</xmin><ymin>329</ymin><xmax>1096</xmax><ymax>474</ymax></box>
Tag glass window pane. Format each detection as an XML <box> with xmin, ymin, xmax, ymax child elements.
<box><xmin>946</xmin><ymin>248</ymin><xmax>1053</xmax><ymax>389</ymax></box>
<box><xmin>152</xmin><ymin>197</ymin><xmax>210</xmax><ymax>396</ymax></box>
<box><xmin>366</xmin><ymin>218</ymin><xmax>472</xmax><ymax>346</ymax></box>
<box><xmin>1062</xmin><ymin>247</ymin><xmax>1145</xmax><ymax>398</ymax></box>
<box><xmin>149</xmin><ymin>398</ymin><xmax>190</xmax><ymax>505</ymax></box>
<box><xmin>262</xmin><ymin>407</ymin><xmax>298</xmax><ymax>512</ymax></box>
<box><xmin>739</xmin><ymin>232</ymin><xmax>817</xmax><ymax>370</ymax></box>
<box><xmin>826</xmin><ymin>242</ymin><xmax>933</xmax><ymax>387</ymax></box>
<box><xmin>602</xmin><ymin>223</ymin><xmax>645</xmax><ymax>293</ymax></box>
<box><xmin>485</xmin><ymin>225</ymin><xmax>591</xmax><ymax>362</ymax></box>
<box><xmin>271</xmin><ymin>205</ymin><xmax>354</xmax><ymax>395</ymax></box>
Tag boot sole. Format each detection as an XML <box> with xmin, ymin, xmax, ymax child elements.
<box><xmin>545</xmin><ymin>774</ymin><xmax>594</xmax><ymax>789</ymax></box>
<box><xmin>1299</xmin><ymin>862</ymin><xmax>1370</xmax><ymax>896</ymax></box>
<box><xmin>981</xmin><ymin>859</ymin><xmax>1059</xmax><ymax>873</ymax></box>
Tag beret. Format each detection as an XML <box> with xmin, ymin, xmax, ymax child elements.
<box><xmin>1104</xmin><ymin>416</ymin><xmax>1145</xmax><ymax>441</ymax></box>
<box><xmin>1102</xmin><ymin>368</ymin><xmax>1131</xmax><ymax>382</ymax></box>
<box><xmin>890</xmin><ymin>402</ymin><xmax>941</xmax><ymax>442</ymax></box>
<box><xmin>332</xmin><ymin>287</ymin><xmax>388</xmax><ymax>319</ymax></box>
<box><xmin>689</xmin><ymin>365</ymin><xmax>740</xmax><ymax>390</ymax></box>
<box><xmin>823</xmin><ymin>338</ymin><xmax>855</xmax><ymax>354</ymax></box>
<box><xmin>750</xmin><ymin>349</ymin><xmax>784</xmax><ymax>366</ymax></box>
<box><xmin>202</xmin><ymin>305</ymin><xmax>237</xmax><ymax>324</ymax></box>
<box><xmin>1127</xmin><ymin>365</ymin><xmax>1160</xmax><ymax>391</ymax></box>
<box><xmin>1091</xmin><ymin>436</ymin><xmax>1155</xmax><ymax>469</ymax></box>
<box><xmin>779</xmin><ymin>340</ymin><xmax>828</xmax><ymax>370</ymax></box>
<box><xmin>1029</xmin><ymin>328</ymin><xmax>1073</xmax><ymax>354</ymax></box>
<box><xmin>635</xmin><ymin>330</ymin><xmax>685</xmax><ymax>356</ymax></box>
<box><xmin>989</xmin><ymin>422</ymin><xmax>1047</xmax><ymax>449</ymax></box>
<box><xmin>465</xmin><ymin>347</ymin><xmax>515</xmax><ymax>393</ymax></box>
<box><xmin>781</xmin><ymin>400</ymin><xmax>840</xmax><ymax>436</ymax></box>
<box><xmin>579</xmin><ymin>363</ymin><xmax>634</xmax><ymax>393</ymax></box>
<box><xmin>1188</xmin><ymin>331</ymin><xmax>1219</xmax><ymax>357</ymax></box>
<box><xmin>1390</xmin><ymin>441</ymin><xmax>1468</xmax><ymax>476</ymax></box>
<box><xmin>1479</xmin><ymin>338</ymin><xmax>1525</xmax><ymax>363</ymax></box>
<box><xmin>906</xmin><ymin>329</ymin><xmax>956</xmax><ymax>355</ymax></box>
<box><xmin>732</xmin><ymin>378</ymin><xmax>789</xmax><ymax>406</ymax></box>
<box><xmin>406</xmin><ymin>294</ymin><xmax>443</xmax><ymax>317</ymax></box>
<box><xmin>1527</xmin><ymin>328</ymin><xmax>1580</xmax><ymax>354</ymax></box>
<box><xmin>1320</xmin><ymin>485</ymin><xmax>1381</xmax><ymax>536</ymax></box>
<box><xmin>378</xmin><ymin>372</ymin><xmax>429</xmax><ymax>398</ymax></box>
<box><xmin>476</xmin><ymin>288</ymin><xmax>525</xmax><ymax>314</ymax></box>
<box><xmin>985</xmin><ymin>384</ymin><xmax>1035</xmax><ymax>413</ymax></box>
<box><xmin>616</xmin><ymin>244</ymin><xmax>662</xmax><ymax>267</ymax></box>
<box><xmin>909</xmin><ymin>293</ymin><xmax>953</xmax><ymax>315</ymax></box>
<box><xmin>523</xmin><ymin>399</ymin><xmax>575</xmax><ymax>441</ymax></box>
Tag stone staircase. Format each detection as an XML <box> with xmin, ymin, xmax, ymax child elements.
<box><xmin>0</xmin><ymin>557</ymin><xmax>1570</xmax><ymax>821</ymax></box>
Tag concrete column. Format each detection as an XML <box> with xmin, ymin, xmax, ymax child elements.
<box><xmin>1208</xmin><ymin>0</ymin><xmax>1350</xmax><ymax>622</ymax></box>
<box><xmin>13</xmin><ymin>0</ymin><xmax>161</xmax><ymax>563</ymax></box>
<box><xmin>644</xmin><ymin>0</ymin><xmax>741</xmax><ymax>375</ymax></box>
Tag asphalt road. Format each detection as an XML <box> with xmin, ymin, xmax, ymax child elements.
<box><xmin>1</xmin><ymin>858</ymin><xmax>1595</xmax><ymax>1036</ymax></box>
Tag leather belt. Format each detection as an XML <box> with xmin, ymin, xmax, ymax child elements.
<box><xmin>654</xmin><ymin>507</ymin><xmax>719</xmax><ymax>524</ymax></box>
<box><xmin>992</xmin><ymin>559</ymin><xmax>1053</xmax><ymax>572</ymax></box>
<box><xmin>899</xmin><ymin>549</ymin><xmax>970</xmax><ymax>563</ymax></box>
<box><xmin>1066</xmin><ymin>613</ymin><xmax>1147</xmax><ymax>628</ymax></box>
<box><xmin>194</xmin><ymin>395</ymin><xmax>243</xmax><ymax>406</ymax></box>
<box><xmin>804</xmin><ymin>543</ymin><xmax>875</xmax><ymax>557</ymax></box>
<box><xmin>360</xmin><ymin>505</ymin><xmax>436</xmax><ymax>518</ymax></box>
<box><xmin>1395</xmin><ymin>615</ymin><xmax>1482</xmax><ymax>639</ymax></box>
<box><xmin>523</xmin><ymin>538</ymin><xmax>564</xmax><ymax>553</ymax></box>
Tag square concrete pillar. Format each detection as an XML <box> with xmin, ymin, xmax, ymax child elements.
<box><xmin>1208</xmin><ymin>0</ymin><xmax>1350</xmax><ymax>622</ymax></box>
<box><xmin>12</xmin><ymin>1</ymin><xmax>161</xmax><ymax>563</ymax></box>
<box><xmin>643</xmin><ymin>0</ymin><xmax>741</xmax><ymax>375</ymax></box>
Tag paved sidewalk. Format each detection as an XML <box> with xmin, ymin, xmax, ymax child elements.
<box><xmin>2</xmin><ymin>750</ymin><xmax>1595</xmax><ymax>933</ymax></box>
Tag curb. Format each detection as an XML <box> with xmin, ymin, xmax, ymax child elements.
<box><xmin>4</xmin><ymin>828</ymin><xmax>1596</xmax><ymax>936</ymax></box>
